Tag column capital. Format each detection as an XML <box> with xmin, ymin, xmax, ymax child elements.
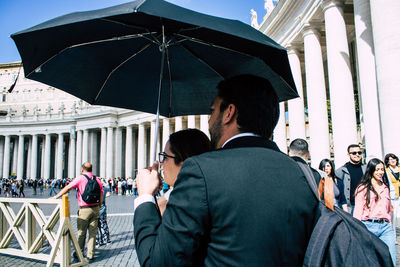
<box><xmin>321</xmin><ymin>0</ymin><xmax>345</xmax><ymax>12</ymax></box>
<box><xmin>301</xmin><ymin>24</ymin><xmax>322</xmax><ymax>39</ymax></box>
<box><xmin>286</xmin><ymin>45</ymin><xmax>301</xmax><ymax>55</ymax></box>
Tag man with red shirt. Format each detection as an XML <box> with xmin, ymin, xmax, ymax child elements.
<box><xmin>51</xmin><ymin>162</ymin><xmax>103</xmax><ymax>261</ymax></box>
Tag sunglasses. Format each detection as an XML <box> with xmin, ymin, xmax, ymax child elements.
<box><xmin>349</xmin><ymin>151</ymin><xmax>362</xmax><ymax>155</ymax></box>
<box><xmin>158</xmin><ymin>152</ymin><xmax>176</xmax><ymax>163</ymax></box>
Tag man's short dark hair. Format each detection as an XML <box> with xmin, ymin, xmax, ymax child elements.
<box><xmin>81</xmin><ymin>162</ymin><xmax>92</xmax><ymax>172</ymax></box>
<box><xmin>347</xmin><ymin>144</ymin><xmax>360</xmax><ymax>153</ymax></box>
<box><xmin>217</xmin><ymin>74</ymin><xmax>280</xmax><ymax>139</ymax></box>
<box><xmin>289</xmin><ymin>138</ymin><xmax>309</xmax><ymax>157</ymax></box>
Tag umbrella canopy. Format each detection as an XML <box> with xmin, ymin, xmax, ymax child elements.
<box><xmin>11</xmin><ymin>0</ymin><xmax>297</xmax><ymax>118</ymax></box>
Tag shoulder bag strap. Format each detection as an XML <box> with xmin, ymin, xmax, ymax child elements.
<box><xmin>296</xmin><ymin>161</ymin><xmax>318</xmax><ymax>199</ymax></box>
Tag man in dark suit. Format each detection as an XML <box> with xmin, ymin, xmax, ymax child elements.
<box><xmin>134</xmin><ymin>75</ymin><xmax>319</xmax><ymax>266</ymax></box>
<box><xmin>289</xmin><ymin>138</ymin><xmax>322</xmax><ymax>187</ymax></box>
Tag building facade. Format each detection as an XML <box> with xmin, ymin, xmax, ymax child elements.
<box><xmin>255</xmin><ymin>0</ymin><xmax>400</xmax><ymax>167</ymax></box>
<box><xmin>1</xmin><ymin>0</ymin><xmax>400</xmax><ymax>179</ymax></box>
<box><xmin>0</xmin><ymin>62</ymin><xmax>209</xmax><ymax>180</ymax></box>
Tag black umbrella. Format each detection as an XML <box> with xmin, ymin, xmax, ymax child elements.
<box><xmin>11</xmin><ymin>0</ymin><xmax>298</xmax><ymax>160</ymax></box>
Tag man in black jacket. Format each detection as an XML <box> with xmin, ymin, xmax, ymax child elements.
<box><xmin>289</xmin><ymin>138</ymin><xmax>322</xmax><ymax>187</ymax></box>
<box><xmin>134</xmin><ymin>75</ymin><xmax>318</xmax><ymax>266</ymax></box>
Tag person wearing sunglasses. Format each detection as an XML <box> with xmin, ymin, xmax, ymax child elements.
<box><xmin>157</xmin><ymin>129</ymin><xmax>211</xmax><ymax>215</ymax></box>
<box><xmin>335</xmin><ymin>144</ymin><xmax>366</xmax><ymax>214</ymax></box>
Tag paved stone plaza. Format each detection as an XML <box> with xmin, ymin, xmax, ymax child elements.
<box><xmin>0</xmin><ymin>187</ymin><xmax>140</xmax><ymax>267</ymax></box>
<box><xmin>0</xmin><ymin>187</ymin><xmax>400</xmax><ymax>266</ymax></box>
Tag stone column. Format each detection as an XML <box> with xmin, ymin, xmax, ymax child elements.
<box><xmin>100</xmin><ymin>128</ymin><xmax>107</xmax><ymax>178</ymax></box>
<box><xmin>0</xmin><ymin>138</ymin><xmax>4</xmax><ymax>178</ymax></box>
<box><xmin>302</xmin><ymin>25</ymin><xmax>330</xmax><ymax>167</ymax></box>
<box><xmin>273</xmin><ymin>103</ymin><xmax>287</xmax><ymax>153</ymax></box>
<box><xmin>137</xmin><ymin>123</ymin><xmax>145</xmax><ymax>169</ymax></box>
<box><xmin>31</xmin><ymin>134</ymin><xmax>38</xmax><ymax>180</ymax></box>
<box><xmin>56</xmin><ymin>133</ymin><xmax>64</xmax><ymax>179</ymax></box>
<box><xmin>322</xmin><ymin>0</ymin><xmax>358</xmax><ymax>167</ymax></box>
<box><xmin>150</xmin><ymin>121</ymin><xmax>157</xmax><ymax>163</ymax></box>
<box><xmin>75</xmin><ymin>130</ymin><xmax>82</xmax><ymax>176</ymax></box>
<box><xmin>106</xmin><ymin>127</ymin><xmax>114</xmax><ymax>178</ymax></box>
<box><xmin>115</xmin><ymin>127</ymin><xmax>122</xmax><ymax>178</ymax></box>
<box><xmin>353</xmin><ymin>0</ymin><xmax>383</xmax><ymax>160</ymax></box>
<box><xmin>44</xmin><ymin>134</ymin><xmax>51</xmax><ymax>180</ymax></box>
<box><xmin>27</xmin><ymin>138</ymin><xmax>32</xmax><ymax>179</ymax></box>
<box><xmin>200</xmin><ymin>115</ymin><xmax>209</xmax><ymax>138</ymax></box>
<box><xmin>125</xmin><ymin>125</ymin><xmax>133</xmax><ymax>178</ymax></box>
<box><xmin>68</xmin><ymin>133</ymin><xmax>76</xmax><ymax>178</ymax></box>
<box><xmin>187</xmin><ymin>115</ymin><xmax>196</xmax><ymax>128</ymax></box>
<box><xmin>17</xmin><ymin>135</ymin><xmax>25</xmax><ymax>180</ymax></box>
<box><xmin>287</xmin><ymin>47</ymin><xmax>306</xmax><ymax>141</ymax></box>
<box><xmin>12</xmin><ymin>140</ymin><xmax>18</xmax><ymax>175</ymax></box>
<box><xmin>162</xmin><ymin>118</ymin><xmax>170</xmax><ymax>149</ymax></box>
<box><xmin>82</xmin><ymin>129</ymin><xmax>89</xmax><ymax>163</ymax></box>
<box><xmin>175</xmin><ymin>117</ymin><xmax>183</xmax><ymax>132</ymax></box>
<box><xmin>3</xmin><ymin>135</ymin><xmax>10</xmax><ymax>178</ymax></box>
<box><xmin>370</xmin><ymin>0</ymin><xmax>400</xmax><ymax>156</ymax></box>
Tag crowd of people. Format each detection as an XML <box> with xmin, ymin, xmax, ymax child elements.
<box><xmin>0</xmin><ymin>75</ymin><xmax>397</xmax><ymax>266</ymax></box>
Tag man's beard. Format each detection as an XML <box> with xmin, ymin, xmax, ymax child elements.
<box><xmin>209</xmin><ymin>113</ymin><xmax>223</xmax><ymax>149</ymax></box>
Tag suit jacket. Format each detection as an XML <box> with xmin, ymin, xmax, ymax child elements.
<box><xmin>134</xmin><ymin>136</ymin><xmax>319</xmax><ymax>266</ymax></box>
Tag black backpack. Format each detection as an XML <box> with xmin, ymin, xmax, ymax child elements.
<box><xmin>297</xmin><ymin>162</ymin><xmax>394</xmax><ymax>267</ymax></box>
<box><xmin>80</xmin><ymin>174</ymin><xmax>101</xmax><ymax>204</ymax></box>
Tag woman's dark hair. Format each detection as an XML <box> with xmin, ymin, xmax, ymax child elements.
<box><xmin>169</xmin><ymin>129</ymin><xmax>211</xmax><ymax>165</ymax></box>
<box><xmin>384</xmin><ymin>153</ymin><xmax>399</xmax><ymax>167</ymax></box>
<box><xmin>356</xmin><ymin>158</ymin><xmax>388</xmax><ymax>208</ymax></box>
<box><xmin>318</xmin><ymin>159</ymin><xmax>336</xmax><ymax>180</ymax></box>
<box><xmin>217</xmin><ymin>74</ymin><xmax>279</xmax><ymax>139</ymax></box>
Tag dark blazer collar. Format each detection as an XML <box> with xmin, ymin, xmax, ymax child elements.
<box><xmin>221</xmin><ymin>135</ymin><xmax>281</xmax><ymax>153</ymax></box>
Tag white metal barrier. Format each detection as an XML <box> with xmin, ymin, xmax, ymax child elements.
<box><xmin>0</xmin><ymin>195</ymin><xmax>87</xmax><ymax>267</ymax></box>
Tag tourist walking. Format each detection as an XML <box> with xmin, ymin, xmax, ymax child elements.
<box><xmin>384</xmin><ymin>153</ymin><xmax>400</xmax><ymax>229</ymax></box>
<box><xmin>319</xmin><ymin>159</ymin><xmax>347</xmax><ymax>211</ymax></box>
<box><xmin>288</xmin><ymin>138</ymin><xmax>322</xmax><ymax>186</ymax></box>
<box><xmin>353</xmin><ymin>158</ymin><xmax>396</xmax><ymax>266</ymax></box>
<box><xmin>11</xmin><ymin>181</ymin><xmax>18</xmax><ymax>197</ymax></box>
<box><xmin>50</xmin><ymin>162</ymin><xmax>103</xmax><ymax>261</ymax></box>
<box><xmin>49</xmin><ymin>179</ymin><xmax>57</xmax><ymax>197</ymax></box>
<box><xmin>335</xmin><ymin>144</ymin><xmax>366</xmax><ymax>214</ymax></box>
<box><xmin>18</xmin><ymin>180</ymin><xmax>25</xmax><ymax>197</ymax></box>
<box><xmin>96</xmin><ymin>180</ymin><xmax>111</xmax><ymax>246</ymax></box>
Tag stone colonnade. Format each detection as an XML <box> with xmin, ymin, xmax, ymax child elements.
<box><xmin>267</xmin><ymin>0</ymin><xmax>400</xmax><ymax>167</ymax></box>
<box><xmin>0</xmin><ymin>115</ymin><xmax>209</xmax><ymax>180</ymax></box>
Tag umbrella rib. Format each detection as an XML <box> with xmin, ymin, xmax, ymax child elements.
<box><xmin>25</xmin><ymin>32</ymin><xmax>158</xmax><ymax>77</ymax></box>
<box><xmin>165</xmin><ymin>45</ymin><xmax>173</xmax><ymax>117</ymax></box>
<box><xmin>176</xmin><ymin>38</ymin><xmax>224</xmax><ymax>79</ymax></box>
<box><xmin>175</xmin><ymin>33</ymin><xmax>260</xmax><ymax>62</ymax></box>
<box><xmin>94</xmin><ymin>42</ymin><xmax>153</xmax><ymax>102</ymax></box>
<box><xmin>100</xmin><ymin>18</ymin><xmax>162</xmax><ymax>45</ymax></box>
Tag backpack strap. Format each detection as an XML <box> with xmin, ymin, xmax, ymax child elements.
<box><xmin>79</xmin><ymin>174</ymin><xmax>94</xmax><ymax>196</ymax></box>
<box><xmin>296</xmin><ymin>161</ymin><xmax>319</xmax><ymax>199</ymax></box>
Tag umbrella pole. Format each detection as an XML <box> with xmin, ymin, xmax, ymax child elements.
<box><xmin>152</xmin><ymin>26</ymin><xmax>167</xmax><ymax>163</ymax></box>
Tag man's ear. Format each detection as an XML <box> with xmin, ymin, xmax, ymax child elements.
<box><xmin>222</xmin><ymin>104</ymin><xmax>237</xmax><ymax>124</ymax></box>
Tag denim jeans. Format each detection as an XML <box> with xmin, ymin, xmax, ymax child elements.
<box><xmin>363</xmin><ymin>220</ymin><xmax>396</xmax><ymax>266</ymax></box>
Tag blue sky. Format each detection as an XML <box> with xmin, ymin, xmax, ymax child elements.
<box><xmin>0</xmin><ymin>0</ymin><xmax>267</xmax><ymax>63</ymax></box>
